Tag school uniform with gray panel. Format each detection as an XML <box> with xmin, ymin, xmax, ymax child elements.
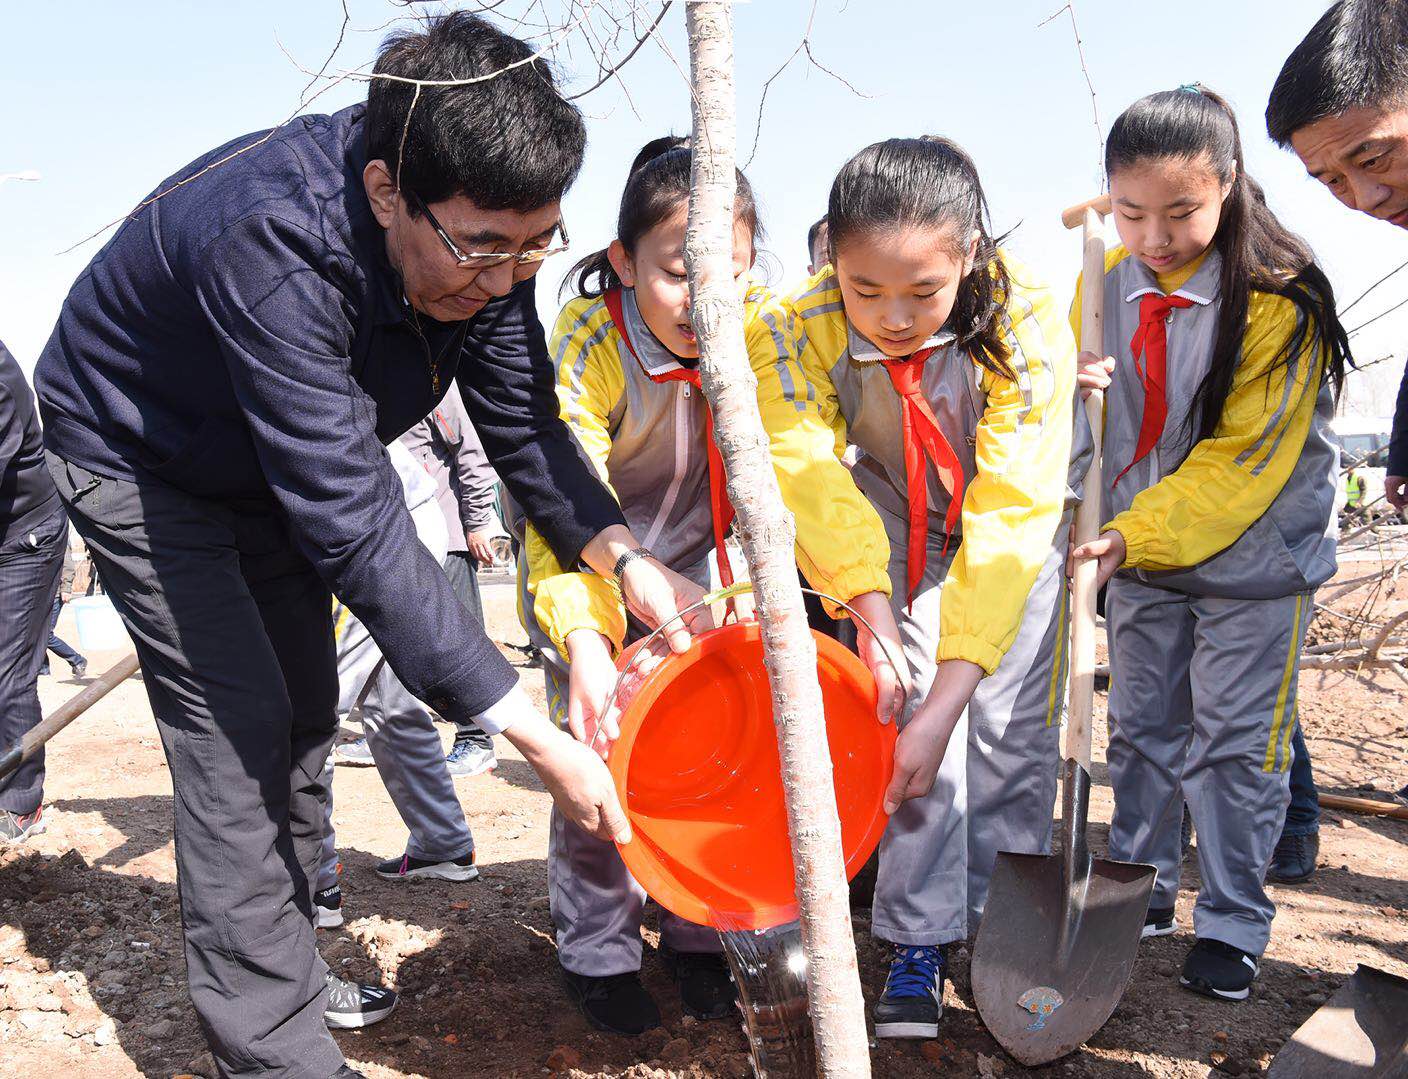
<box><xmin>1080</xmin><ymin>246</ymin><xmax>1336</xmax><ymax>957</ymax></box>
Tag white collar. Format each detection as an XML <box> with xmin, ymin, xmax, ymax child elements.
<box><xmin>846</xmin><ymin>321</ymin><xmax>955</xmax><ymax>364</ymax></box>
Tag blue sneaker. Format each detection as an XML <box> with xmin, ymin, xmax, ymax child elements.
<box><xmin>873</xmin><ymin>944</ymin><xmax>944</xmax><ymax>1039</ymax></box>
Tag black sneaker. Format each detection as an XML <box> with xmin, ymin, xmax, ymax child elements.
<box><xmin>1267</xmin><ymin>831</ymin><xmax>1319</xmax><ymax>884</ymax></box>
<box><xmin>561</xmin><ymin>968</ymin><xmax>661</xmax><ymax>1036</ymax></box>
<box><xmin>323</xmin><ymin>973</ymin><xmax>397</xmax><ymax>1029</ymax></box>
<box><xmin>315</xmin><ymin>883</ymin><xmax>344</xmax><ymax>929</ymax></box>
<box><xmin>375</xmin><ymin>851</ymin><xmax>479</xmax><ymax>882</ymax></box>
<box><xmin>1179</xmin><ymin>938</ymin><xmax>1259</xmax><ymax>1001</ymax></box>
<box><xmin>660</xmin><ymin>945</ymin><xmax>736</xmax><ymax>1020</ymax></box>
<box><xmin>0</xmin><ymin>806</ymin><xmax>46</xmax><ymax>845</ymax></box>
<box><xmin>873</xmin><ymin>944</ymin><xmax>944</xmax><ymax>1039</ymax></box>
<box><xmin>1142</xmin><ymin>905</ymin><xmax>1176</xmax><ymax>938</ymax></box>
<box><xmin>71</xmin><ymin>657</ymin><xmax>88</xmax><ymax>679</ymax></box>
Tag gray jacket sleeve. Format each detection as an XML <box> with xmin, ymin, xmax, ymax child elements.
<box><xmin>440</xmin><ymin>384</ymin><xmax>500</xmax><ymax>534</ymax></box>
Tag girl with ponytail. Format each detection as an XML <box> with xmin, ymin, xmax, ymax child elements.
<box><xmin>518</xmin><ymin>137</ymin><xmax>907</xmax><ymax>1037</ymax></box>
<box><xmin>788</xmin><ymin>136</ymin><xmax>1079</xmax><ymax>1039</ymax></box>
<box><xmin>1070</xmin><ymin>85</ymin><xmax>1350</xmax><ymax>1003</ymax></box>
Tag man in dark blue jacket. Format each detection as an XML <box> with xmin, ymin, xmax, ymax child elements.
<box><xmin>34</xmin><ymin>14</ymin><xmax>700</xmax><ymax>1079</ymax></box>
<box><xmin>1266</xmin><ymin>0</ymin><xmax>1408</xmax><ymax>881</ymax></box>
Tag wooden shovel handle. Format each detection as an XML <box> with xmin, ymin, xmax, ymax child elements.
<box><xmin>1067</xmin><ymin>207</ymin><xmax>1107</xmax><ymax>770</ymax></box>
<box><xmin>0</xmin><ymin>653</ymin><xmax>140</xmax><ymax>783</ymax></box>
<box><xmin>1318</xmin><ymin>793</ymin><xmax>1408</xmax><ymax>821</ymax></box>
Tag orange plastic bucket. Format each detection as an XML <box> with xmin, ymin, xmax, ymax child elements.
<box><xmin>609</xmin><ymin>620</ymin><xmax>896</xmax><ymax>931</ymax></box>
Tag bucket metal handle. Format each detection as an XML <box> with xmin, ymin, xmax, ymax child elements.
<box><xmin>589</xmin><ymin>582</ymin><xmax>903</xmax><ymax>756</ymax></box>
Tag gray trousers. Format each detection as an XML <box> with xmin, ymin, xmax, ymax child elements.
<box><xmin>872</xmin><ymin>510</ymin><xmax>1067</xmax><ymax>946</ymax></box>
<box><xmin>318</xmin><ymin>572</ymin><xmax>476</xmax><ymax>890</ymax></box>
<box><xmin>48</xmin><ymin>452</ymin><xmax>344</xmax><ymax>1079</ymax></box>
<box><xmin>1105</xmin><ymin>576</ymin><xmax>1308</xmax><ymax>955</ymax></box>
<box><xmin>0</xmin><ymin>505</ymin><xmax>65</xmax><ymax>816</ymax></box>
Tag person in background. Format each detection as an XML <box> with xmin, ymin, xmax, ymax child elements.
<box><xmin>807</xmin><ymin>215</ymin><xmax>830</xmax><ymax>277</ymax></box>
<box><xmin>317</xmin><ymin>439</ymin><xmax>484</xmax><ymax>932</ymax></box>
<box><xmin>337</xmin><ymin>383</ymin><xmax>501</xmax><ymax>776</ymax></box>
<box><xmin>0</xmin><ymin>340</ymin><xmax>65</xmax><ymax>844</ymax></box>
<box><xmin>1267</xmin><ymin>0</ymin><xmax>1408</xmax><ymax>814</ymax></box>
<box><xmin>38</xmin><ymin>526</ymin><xmax>89</xmax><ymax>680</ymax></box>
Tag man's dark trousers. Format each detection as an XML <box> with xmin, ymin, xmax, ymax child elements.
<box><xmin>0</xmin><ymin>506</ymin><xmax>65</xmax><ymax>817</ymax></box>
<box><xmin>42</xmin><ymin>595</ymin><xmax>85</xmax><ymax>671</ymax></box>
<box><xmin>50</xmin><ymin>452</ymin><xmax>345</xmax><ymax>1079</ymax></box>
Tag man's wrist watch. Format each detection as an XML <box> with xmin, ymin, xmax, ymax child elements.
<box><xmin>612</xmin><ymin>546</ymin><xmax>653</xmax><ymax>583</ymax></box>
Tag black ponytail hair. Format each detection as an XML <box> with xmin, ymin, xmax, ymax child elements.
<box><xmin>563</xmin><ymin>135</ymin><xmax>763</xmax><ymax>300</ymax></box>
<box><xmin>826</xmin><ymin>136</ymin><xmax>1014</xmax><ymax>381</ymax></box>
<box><xmin>1105</xmin><ymin>86</ymin><xmax>1352</xmax><ymax>443</ymax></box>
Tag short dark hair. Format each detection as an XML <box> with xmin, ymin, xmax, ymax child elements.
<box><xmin>806</xmin><ymin>216</ymin><xmax>827</xmax><ymax>259</ymax></box>
<box><xmin>366</xmin><ymin>11</ymin><xmax>586</xmax><ymax>211</ymax></box>
<box><xmin>1266</xmin><ymin>0</ymin><xmax>1408</xmax><ymax>146</ymax></box>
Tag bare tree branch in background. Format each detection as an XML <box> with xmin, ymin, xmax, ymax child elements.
<box><xmin>1040</xmin><ymin>2</ymin><xmax>1103</xmax><ymax>188</ymax></box>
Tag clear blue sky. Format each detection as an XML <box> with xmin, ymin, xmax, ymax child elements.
<box><xmin>2</xmin><ymin>0</ymin><xmax>1404</xmax><ymax>412</ymax></box>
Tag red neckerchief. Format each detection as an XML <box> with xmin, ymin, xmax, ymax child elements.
<box><xmin>881</xmin><ymin>348</ymin><xmax>964</xmax><ymax>607</ymax></box>
<box><xmin>603</xmin><ymin>289</ymin><xmax>735</xmax><ymax>589</ymax></box>
<box><xmin>1115</xmin><ymin>292</ymin><xmax>1195</xmax><ymax>486</ymax></box>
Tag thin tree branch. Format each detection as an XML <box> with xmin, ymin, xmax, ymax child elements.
<box><xmin>1040</xmin><ymin>2</ymin><xmax>1103</xmax><ymax>186</ymax></box>
<box><xmin>566</xmin><ymin>0</ymin><xmax>671</xmax><ymax>100</ymax></box>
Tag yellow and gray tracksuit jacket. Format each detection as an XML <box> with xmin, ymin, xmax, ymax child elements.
<box><xmin>1074</xmin><ymin>243</ymin><xmax>1336</xmax><ymax>956</ymax></box>
<box><xmin>789</xmin><ymin>254</ymin><xmax>1078</xmax><ymax>946</ymax></box>
<box><xmin>523</xmin><ymin>282</ymin><xmax>891</xmax><ymax>659</ymax></box>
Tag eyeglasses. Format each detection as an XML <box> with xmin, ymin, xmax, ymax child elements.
<box><xmin>403</xmin><ymin>189</ymin><xmax>570</xmax><ymax>269</ymax></box>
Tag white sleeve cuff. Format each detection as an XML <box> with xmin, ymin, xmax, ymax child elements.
<box><xmin>475</xmin><ymin>683</ymin><xmax>540</xmax><ymax>736</ymax></box>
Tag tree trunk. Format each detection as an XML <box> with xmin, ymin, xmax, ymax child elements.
<box><xmin>681</xmin><ymin>4</ymin><xmax>871</xmax><ymax>1074</ymax></box>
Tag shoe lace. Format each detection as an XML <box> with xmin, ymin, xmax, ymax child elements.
<box><xmin>1278</xmin><ymin>832</ymin><xmax>1310</xmax><ymax>859</ymax></box>
<box><xmin>885</xmin><ymin>946</ymin><xmax>943</xmax><ymax>998</ymax></box>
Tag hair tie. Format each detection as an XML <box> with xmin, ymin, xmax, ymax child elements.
<box><xmin>1177</xmin><ymin>83</ymin><xmax>1203</xmax><ymax>95</ymax></box>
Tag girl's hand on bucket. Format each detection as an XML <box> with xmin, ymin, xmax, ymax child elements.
<box><xmin>1068</xmin><ymin>528</ymin><xmax>1127</xmax><ymax>589</ymax></box>
<box><xmin>1076</xmin><ymin>351</ymin><xmax>1115</xmax><ymax>399</ymax></box>
<box><xmin>619</xmin><ymin>556</ymin><xmax>715</xmax><ymax>654</ymax></box>
<box><xmin>882</xmin><ymin>659</ymin><xmax>983</xmax><ymax>814</ymax></box>
<box><xmin>848</xmin><ymin>591</ymin><xmax>909</xmax><ymax>724</ymax></box>
<box><xmin>566</xmin><ymin>629</ymin><xmax>623</xmax><ymax>760</ymax></box>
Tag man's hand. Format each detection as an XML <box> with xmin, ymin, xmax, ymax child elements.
<box><xmin>1069</xmin><ymin>528</ymin><xmax>1127</xmax><ymax>589</ymax></box>
<box><xmin>882</xmin><ymin>659</ymin><xmax>982</xmax><ymax>814</ymax></box>
<box><xmin>506</xmin><ymin>716</ymin><xmax>631</xmax><ymax>843</ymax></box>
<box><xmin>1077</xmin><ymin>350</ymin><xmax>1116</xmax><ymax>399</ymax></box>
<box><xmin>848</xmin><ymin>590</ymin><xmax>909</xmax><ymax>724</ymax></box>
<box><xmin>465</xmin><ymin>528</ymin><xmax>498</xmax><ymax>565</ymax></box>
<box><xmin>565</xmin><ymin>628</ymin><xmax>622</xmax><ymax>758</ymax></box>
<box><xmin>1387</xmin><ymin>474</ymin><xmax>1408</xmax><ymax>513</ymax></box>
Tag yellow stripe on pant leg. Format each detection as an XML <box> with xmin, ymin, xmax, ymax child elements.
<box><xmin>1263</xmin><ymin>592</ymin><xmax>1304</xmax><ymax>773</ymax></box>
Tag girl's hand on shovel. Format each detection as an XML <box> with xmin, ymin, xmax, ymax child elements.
<box><xmin>1069</xmin><ymin>528</ymin><xmax>1127</xmax><ymax>590</ymax></box>
<box><xmin>1077</xmin><ymin>350</ymin><xmax>1115</xmax><ymax>399</ymax></box>
<box><xmin>883</xmin><ymin>659</ymin><xmax>984</xmax><ymax>814</ymax></box>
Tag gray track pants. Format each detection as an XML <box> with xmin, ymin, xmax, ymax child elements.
<box><xmin>872</xmin><ymin>511</ymin><xmax>1068</xmax><ymax>946</ymax></box>
<box><xmin>1105</xmin><ymin>576</ymin><xmax>1309</xmax><ymax>955</ymax></box>
<box><xmin>317</xmin><ymin>587</ymin><xmax>474</xmax><ymax>890</ymax></box>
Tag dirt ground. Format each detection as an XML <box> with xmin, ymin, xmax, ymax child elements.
<box><xmin>2</xmin><ymin>563</ymin><xmax>1405</xmax><ymax>1079</ymax></box>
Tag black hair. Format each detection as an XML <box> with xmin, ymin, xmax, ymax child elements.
<box><xmin>366</xmin><ymin>11</ymin><xmax>586</xmax><ymax>211</ymax></box>
<box><xmin>826</xmin><ymin>137</ymin><xmax>1014</xmax><ymax>380</ymax></box>
<box><xmin>1106</xmin><ymin>87</ymin><xmax>1351</xmax><ymax>443</ymax></box>
<box><xmin>807</xmin><ymin>216</ymin><xmax>828</xmax><ymax>261</ymax></box>
<box><xmin>565</xmin><ymin>136</ymin><xmax>763</xmax><ymax>299</ymax></box>
<box><xmin>1267</xmin><ymin>0</ymin><xmax>1408</xmax><ymax>147</ymax></box>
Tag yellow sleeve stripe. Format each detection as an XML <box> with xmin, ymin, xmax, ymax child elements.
<box><xmin>747</xmin><ymin>285</ymin><xmax>815</xmax><ymax>413</ymax></box>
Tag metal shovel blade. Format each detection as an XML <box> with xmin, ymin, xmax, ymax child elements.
<box><xmin>1268</xmin><ymin>965</ymin><xmax>1408</xmax><ymax>1078</ymax></box>
<box><xmin>971</xmin><ymin>761</ymin><xmax>1156</xmax><ymax>1066</ymax></box>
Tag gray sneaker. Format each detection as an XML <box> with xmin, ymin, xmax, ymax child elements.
<box><xmin>445</xmin><ymin>738</ymin><xmax>496</xmax><ymax>777</ymax></box>
<box><xmin>333</xmin><ymin>738</ymin><xmax>374</xmax><ymax>766</ymax></box>
<box><xmin>323</xmin><ymin>973</ymin><xmax>397</xmax><ymax>1029</ymax></box>
<box><xmin>0</xmin><ymin>807</ymin><xmax>46</xmax><ymax>845</ymax></box>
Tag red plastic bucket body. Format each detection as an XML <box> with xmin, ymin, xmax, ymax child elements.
<box><xmin>609</xmin><ymin>621</ymin><xmax>895</xmax><ymax>931</ymax></box>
